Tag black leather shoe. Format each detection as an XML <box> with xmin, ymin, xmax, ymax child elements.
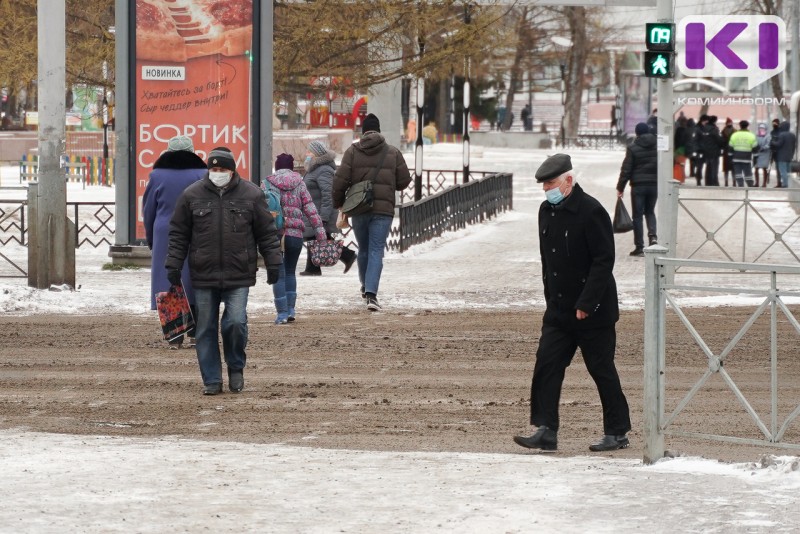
<box><xmin>648</xmin><ymin>236</ymin><xmax>657</xmax><ymax>246</ymax></box>
<box><xmin>629</xmin><ymin>248</ymin><xmax>644</xmax><ymax>257</ymax></box>
<box><xmin>203</xmin><ymin>383</ymin><xmax>223</xmax><ymax>396</ymax></box>
<box><xmin>513</xmin><ymin>426</ymin><xmax>557</xmax><ymax>451</ymax></box>
<box><xmin>228</xmin><ymin>369</ymin><xmax>244</xmax><ymax>393</ymax></box>
<box><xmin>589</xmin><ymin>434</ymin><xmax>629</xmax><ymax>452</ymax></box>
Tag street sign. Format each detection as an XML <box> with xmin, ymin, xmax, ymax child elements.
<box><xmin>644</xmin><ymin>51</ymin><xmax>675</xmax><ymax>78</ymax></box>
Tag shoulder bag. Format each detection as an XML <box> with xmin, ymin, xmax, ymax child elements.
<box><xmin>340</xmin><ymin>145</ymin><xmax>389</xmax><ymax>217</ymax></box>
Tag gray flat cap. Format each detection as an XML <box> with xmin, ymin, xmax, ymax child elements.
<box><xmin>535</xmin><ymin>153</ymin><xmax>572</xmax><ymax>182</ymax></box>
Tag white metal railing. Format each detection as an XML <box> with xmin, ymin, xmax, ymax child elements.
<box><xmin>671</xmin><ymin>184</ymin><xmax>800</xmax><ymax>268</ymax></box>
<box><xmin>643</xmin><ymin>247</ymin><xmax>800</xmax><ymax>464</ymax></box>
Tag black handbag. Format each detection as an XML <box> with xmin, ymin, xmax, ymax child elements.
<box><xmin>341</xmin><ymin>145</ymin><xmax>389</xmax><ymax>216</ymax></box>
<box><xmin>612</xmin><ymin>197</ymin><xmax>634</xmax><ymax>233</ymax></box>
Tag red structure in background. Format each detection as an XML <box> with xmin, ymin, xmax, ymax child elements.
<box><xmin>307</xmin><ymin>77</ymin><xmax>367</xmax><ymax>129</ymax></box>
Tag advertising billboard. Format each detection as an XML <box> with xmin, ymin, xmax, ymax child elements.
<box><xmin>133</xmin><ymin>0</ymin><xmax>254</xmax><ymax>240</ymax></box>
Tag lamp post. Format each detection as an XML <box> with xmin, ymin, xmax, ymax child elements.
<box><xmin>559</xmin><ymin>62</ymin><xmax>566</xmax><ymax>148</ymax></box>
<box><xmin>462</xmin><ymin>2</ymin><xmax>471</xmax><ymax>184</ymax></box>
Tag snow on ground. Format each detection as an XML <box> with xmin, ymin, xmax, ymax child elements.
<box><xmin>2</xmin><ymin>145</ymin><xmax>800</xmax><ymax>532</ymax></box>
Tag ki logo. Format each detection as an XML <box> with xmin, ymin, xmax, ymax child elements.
<box><xmin>677</xmin><ymin>15</ymin><xmax>786</xmax><ymax>90</ymax></box>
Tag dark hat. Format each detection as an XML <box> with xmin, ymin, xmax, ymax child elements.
<box><xmin>772</xmin><ymin>118</ymin><xmax>780</xmax><ymax>125</ymax></box>
<box><xmin>275</xmin><ymin>153</ymin><xmax>294</xmax><ymax>171</ymax></box>
<box><xmin>308</xmin><ymin>140</ymin><xmax>327</xmax><ymax>157</ymax></box>
<box><xmin>699</xmin><ymin>114</ymin><xmax>709</xmax><ymax>123</ymax></box>
<box><xmin>725</xmin><ymin>117</ymin><xmax>733</xmax><ymax>125</ymax></box>
<box><xmin>635</xmin><ymin>122</ymin><xmax>650</xmax><ymax>136</ymax></box>
<box><xmin>739</xmin><ymin>120</ymin><xmax>749</xmax><ymax>129</ymax></box>
<box><xmin>362</xmin><ymin>113</ymin><xmax>380</xmax><ymax>134</ymax></box>
<box><xmin>535</xmin><ymin>153</ymin><xmax>572</xmax><ymax>183</ymax></box>
<box><xmin>709</xmin><ymin>115</ymin><xmax>718</xmax><ymax>124</ymax></box>
<box><xmin>207</xmin><ymin>147</ymin><xmax>235</xmax><ymax>172</ymax></box>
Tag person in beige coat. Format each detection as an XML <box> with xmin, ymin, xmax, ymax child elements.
<box><xmin>332</xmin><ymin>113</ymin><xmax>412</xmax><ymax>311</ymax></box>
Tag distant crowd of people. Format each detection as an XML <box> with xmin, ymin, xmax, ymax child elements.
<box><xmin>674</xmin><ymin>114</ymin><xmax>797</xmax><ymax>189</ymax></box>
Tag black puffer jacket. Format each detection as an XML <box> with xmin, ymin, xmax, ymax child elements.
<box><xmin>770</xmin><ymin>121</ymin><xmax>797</xmax><ymax>163</ymax></box>
<box><xmin>332</xmin><ymin>132</ymin><xmax>412</xmax><ymax>216</ymax></box>
<box><xmin>165</xmin><ymin>173</ymin><xmax>283</xmax><ymax>289</ymax></box>
<box><xmin>616</xmin><ymin>133</ymin><xmax>657</xmax><ymax>192</ymax></box>
<box><xmin>539</xmin><ymin>183</ymin><xmax>619</xmax><ymax>330</ymax></box>
<box><xmin>699</xmin><ymin>123</ymin><xmax>724</xmax><ymax>157</ymax></box>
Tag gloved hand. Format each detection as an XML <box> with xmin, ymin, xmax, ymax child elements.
<box><xmin>266</xmin><ymin>266</ymin><xmax>280</xmax><ymax>285</ymax></box>
<box><xmin>166</xmin><ymin>269</ymin><xmax>182</xmax><ymax>286</ymax></box>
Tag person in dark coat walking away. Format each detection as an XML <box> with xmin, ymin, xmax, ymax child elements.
<box><xmin>332</xmin><ymin>113</ymin><xmax>412</xmax><ymax>311</ymax></box>
<box><xmin>769</xmin><ymin>118</ymin><xmax>781</xmax><ymax>185</ymax></box>
<box><xmin>513</xmin><ymin>153</ymin><xmax>631</xmax><ymax>452</ymax></box>
<box><xmin>166</xmin><ymin>147</ymin><xmax>283</xmax><ymax>395</ymax></box>
<box><xmin>299</xmin><ymin>140</ymin><xmax>357</xmax><ymax>276</ymax></box>
<box><xmin>686</xmin><ymin>118</ymin><xmax>703</xmax><ymax>185</ymax></box>
<box><xmin>753</xmin><ymin>123</ymin><xmax>772</xmax><ymax>187</ymax></box>
<box><xmin>142</xmin><ymin>135</ymin><xmax>206</xmax><ymax>348</ymax></box>
<box><xmin>617</xmin><ymin>122</ymin><xmax>658</xmax><ymax>257</ymax></box>
<box><xmin>700</xmin><ymin>115</ymin><xmax>723</xmax><ymax>186</ymax></box>
<box><xmin>265</xmin><ymin>153</ymin><xmax>328</xmax><ymax>323</ymax></box>
<box><xmin>770</xmin><ymin>121</ymin><xmax>797</xmax><ymax>188</ymax></box>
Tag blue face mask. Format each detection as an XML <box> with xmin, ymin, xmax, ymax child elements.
<box><xmin>304</xmin><ymin>156</ymin><xmax>312</xmax><ymax>166</ymax></box>
<box><xmin>545</xmin><ymin>186</ymin><xmax>565</xmax><ymax>205</ymax></box>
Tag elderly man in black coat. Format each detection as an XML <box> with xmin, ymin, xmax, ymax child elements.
<box><xmin>514</xmin><ymin>153</ymin><xmax>631</xmax><ymax>452</ymax></box>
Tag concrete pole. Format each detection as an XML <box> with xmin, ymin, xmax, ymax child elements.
<box><xmin>655</xmin><ymin>0</ymin><xmax>675</xmax><ymax>264</ymax></box>
<box><xmin>113</xmin><ymin>0</ymin><xmax>130</xmax><ymax>245</ymax></box>
<box><xmin>260</xmin><ymin>0</ymin><xmax>274</xmax><ymax>177</ymax></box>
<box><xmin>31</xmin><ymin>0</ymin><xmax>73</xmax><ymax>289</ymax></box>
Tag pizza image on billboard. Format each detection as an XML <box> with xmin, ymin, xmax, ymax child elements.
<box><xmin>136</xmin><ymin>0</ymin><xmax>253</xmax><ymax>62</ymax></box>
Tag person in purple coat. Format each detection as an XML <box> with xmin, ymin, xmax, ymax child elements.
<box><xmin>143</xmin><ymin>135</ymin><xmax>207</xmax><ymax>347</ymax></box>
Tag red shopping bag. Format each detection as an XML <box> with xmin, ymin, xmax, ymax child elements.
<box><xmin>155</xmin><ymin>285</ymin><xmax>195</xmax><ymax>342</ymax></box>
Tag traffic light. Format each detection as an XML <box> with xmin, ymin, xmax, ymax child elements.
<box><xmin>644</xmin><ymin>51</ymin><xmax>675</xmax><ymax>79</ymax></box>
<box><xmin>644</xmin><ymin>23</ymin><xmax>675</xmax><ymax>78</ymax></box>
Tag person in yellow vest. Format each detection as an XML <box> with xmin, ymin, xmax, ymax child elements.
<box><xmin>728</xmin><ymin>120</ymin><xmax>758</xmax><ymax>187</ymax></box>
<box><xmin>422</xmin><ymin>121</ymin><xmax>438</xmax><ymax>145</ymax></box>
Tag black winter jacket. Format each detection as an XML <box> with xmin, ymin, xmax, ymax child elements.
<box><xmin>699</xmin><ymin>123</ymin><xmax>724</xmax><ymax>157</ymax></box>
<box><xmin>617</xmin><ymin>133</ymin><xmax>658</xmax><ymax>192</ymax></box>
<box><xmin>332</xmin><ymin>132</ymin><xmax>412</xmax><ymax>216</ymax></box>
<box><xmin>538</xmin><ymin>183</ymin><xmax>619</xmax><ymax>330</ymax></box>
<box><xmin>770</xmin><ymin>121</ymin><xmax>797</xmax><ymax>163</ymax></box>
<box><xmin>165</xmin><ymin>173</ymin><xmax>283</xmax><ymax>289</ymax></box>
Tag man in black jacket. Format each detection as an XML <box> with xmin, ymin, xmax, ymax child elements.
<box><xmin>617</xmin><ymin>122</ymin><xmax>658</xmax><ymax>257</ymax></box>
<box><xmin>770</xmin><ymin>121</ymin><xmax>797</xmax><ymax>188</ymax></box>
<box><xmin>166</xmin><ymin>147</ymin><xmax>283</xmax><ymax>395</ymax></box>
<box><xmin>700</xmin><ymin>115</ymin><xmax>724</xmax><ymax>186</ymax></box>
<box><xmin>513</xmin><ymin>153</ymin><xmax>631</xmax><ymax>453</ymax></box>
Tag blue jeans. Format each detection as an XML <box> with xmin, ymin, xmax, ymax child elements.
<box><xmin>351</xmin><ymin>213</ymin><xmax>392</xmax><ymax>295</ymax></box>
<box><xmin>271</xmin><ymin>235</ymin><xmax>303</xmax><ymax>300</ymax></box>
<box><xmin>631</xmin><ymin>185</ymin><xmax>658</xmax><ymax>249</ymax></box>
<box><xmin>777</xmin><ymin>161</ymin><xmax>790</xmax><ymax>188</ymax></box>
<box><xmin>194</xmin><ymin>287</ymin><xmax>249</xmax><ymax>386</ymax></box>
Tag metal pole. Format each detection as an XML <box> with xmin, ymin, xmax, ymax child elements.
<box><xmin>462</xmin><ymin>3</ymin><xmax>471</xmax><ymax>184</ymax></box>
<box><xmin>656</xmin><ymin>0</ymin><xmax>675</xmax><ymax>266</ymax></box>
<box><xmin>32</xmin><ymin>0</ymin><xmax>72</xmax><ymax>289</ymax></box>
<box><xmin>414</xmin><ymin>39</ymin><xmax>424</xmax><ymax>202</ymax></box>
<box><xmin>643</xmin><ymin>245</ymin><xmax>667</xmax><ymax>464</ymax></box>
<box><xmin>792</xmin><ymin>0</ymin><xmax>800</xmax><ymax>93</ymax></box>
<box><xmin>560</xmin><ymin>63</ymin><xmax>566</xmax><ymax>148</ymax></box>
<box><xmin>260</xmin><ymin>0</ymin><xmax>274</xmax><ymax>179</ymax></box>
<box><xmin>113</xmin><ymin>0</ymin><xmax>130</xmax><ymax>245</ymax></box>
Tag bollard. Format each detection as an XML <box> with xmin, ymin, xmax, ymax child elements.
<box><xmin>643</xmin><ymin>244</ymin><xmax>668</xmax><ymax>464</ymax></box>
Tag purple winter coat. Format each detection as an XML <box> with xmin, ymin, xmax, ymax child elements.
<box><xmin>142</xmin><ymin>150</ymin><xmax>207</xmax><ymax>309</ymax></box>
<box><xmin>263</xmin><ymin>169</ymin><xmax>326</xmax><ymax>241</ymax></box>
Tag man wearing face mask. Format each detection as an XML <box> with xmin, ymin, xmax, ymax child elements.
<box><xmin>166</xmin><ymin>147</ymin><xmax>283</xmax><ymax>395</ymax></box>
<box><xmin>513</xmin><ymin>153</ymin><xmax>631</xmax><ymax>452</ymax></box>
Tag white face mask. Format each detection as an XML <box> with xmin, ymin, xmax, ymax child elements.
<box><xmin>209</xmin><ymin>171</ymin><xmax>232</xmax><ymax>187</ymax></box>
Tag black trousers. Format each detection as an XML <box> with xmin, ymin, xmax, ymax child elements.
<box><xmin>704</xmin><ymin>155</ymin><xmax>720</xmax><ymax>186</ymax></box>
<box><xmin>530</xmin><ymin>324</ymin><xmax>631</xmax><ymax>435</ymax></box>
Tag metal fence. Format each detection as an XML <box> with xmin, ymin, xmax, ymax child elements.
<box><xmin>399</xmin><ymin>170</ymin><xmax>498</xmax><ymax>204</ymax></box>
<box><xmin>642</xmin><ymin>249</ymin><xmax>800</xmax><ymax>463</ymax></box>
<box><xmin>395</xmin><ymin>173</ymin><xmax>513</xmax><ymax>252</ymax></box>
<box><xmin>0</xmin><ymin>199</ymin><xmax>115</xmax><ymax>278</ymax></box>
<box><xmin>672</xmin><ymin>184</ymin><xmax>800</xmax><ymax>269</ymax></box>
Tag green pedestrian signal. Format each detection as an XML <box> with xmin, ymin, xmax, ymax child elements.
<box><xmin>644</xmin><ymin>51</ymin><xmax>675</xmax><ymax>78</ymax></box>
